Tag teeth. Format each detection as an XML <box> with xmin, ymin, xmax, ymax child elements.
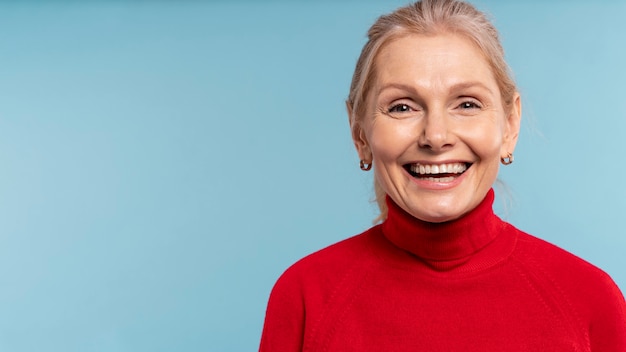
<box><xmin>424</xmin><ymin>176</ymin><xmax>455</xmax><ymax>182</ymax></box>
<box><xmin>410</xmin><ymin>162</ymin><xmax>467</xmax><ymax>175</ymax></box>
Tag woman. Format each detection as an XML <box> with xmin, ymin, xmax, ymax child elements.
<box><xmin>260</xmin><ymin>0</ymin><xmax>626</xmax><ymax>350</ymax></box>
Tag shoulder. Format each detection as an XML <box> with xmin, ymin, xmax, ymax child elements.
<box><xmin>510</xmin><ymin>229</ymin><xmax>626</xmax><ymax>325</ymax></box>
<box><xmin>272</xmin><ymin>225</ymin><xmax>381</xmax><ymax>293</ymax></box>
<box><xmin>265</xmin><ymin>225</ymin><xmax>387</xmax><ymax>314</ymax></box>
<box><xmin>260</xmin><ymin>226</ymin><xmax>384</xmax><ymax>351</ymax></box>
<box><xmin>512</xmin><ymin>230</ymin><xmax>617</xmax><ymax>288</ymax></box>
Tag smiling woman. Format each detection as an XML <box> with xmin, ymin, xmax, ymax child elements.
<box><xmin>260</xmin><ymin>0</ymin><xmax>626</xmax><ymax>351</ymax></box>
<box><xmin>353</xmin><ymin>33</ymin><xmax>520</xmax><ymax>223</ymax></box>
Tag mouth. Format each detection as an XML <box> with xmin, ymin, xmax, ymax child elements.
<box><xmin>403</xmin><ymin>162</ymin><xmax>471</xmax><ymax>182</ymax></box>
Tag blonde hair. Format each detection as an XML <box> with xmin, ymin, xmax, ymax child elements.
<box><xmin>346</xmin><ymin>0</ymin><xmax>518</xmax><ymax>222</ymax></box>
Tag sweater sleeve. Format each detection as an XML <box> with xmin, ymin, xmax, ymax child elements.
<box><xmin>588</xmin><ymin>275</ymin><xmax>626</xmax><ymax>351</ymax></box>
<box><xmin>259</xmin><ymin>268</ymin><xmax>305</xmax><ymax>352</ymax></box>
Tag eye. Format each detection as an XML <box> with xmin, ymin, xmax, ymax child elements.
<box><xmin>388</xmin><ymin>103</ymin><xmax>413</xmax><ymax>113</ymax></box>
<box><xmin>458</xmin><ymin>101</ymin><xmax>481</xmax><ymax>110</ymax></box>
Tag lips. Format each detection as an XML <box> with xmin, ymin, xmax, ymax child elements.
<box><xmin>404</xmin><ymin>162</ymin><xmax>470</xmax><ymax>182</ymax></box>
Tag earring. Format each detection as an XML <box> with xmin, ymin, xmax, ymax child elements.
<box><xmin>501</xmin><ymin>153</ymin><xmax>514</xmax><ymax>165</ymax></box>
<box><xmin>360</xmin><ymin>160</ymin><xmax>372</xmax><ymax>171</ymax></box>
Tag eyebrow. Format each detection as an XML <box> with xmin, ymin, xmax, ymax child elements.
<box><xmin>449</xmin><ymin>81</ymin><xmax>495</xmax><ymax>95</ymax></box>
<box><xmin>377</xmin><ymin>81</ymin><xmax>495</xmax><ymax>96</ymax></box>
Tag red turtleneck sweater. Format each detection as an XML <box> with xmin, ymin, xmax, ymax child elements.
<box><xmin>260</xmin><ymin>190</ymin><xmax>626</xmax><ymax>351</ymax></box>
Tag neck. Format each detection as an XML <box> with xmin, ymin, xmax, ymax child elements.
<box><xmin>381</xmin><ymin>189</ymin><xmax>502</xmax><ymax>270</ymax></box>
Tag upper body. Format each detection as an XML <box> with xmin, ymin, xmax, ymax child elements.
<box><xmin>260</xmin><ymin>190</ymin><xmax>626</xmax><ymax>351</ymax></box>
<box><xmin>260</xmin><ymin>0</ymin><xmax>626</xmax><ymax>350</ymax></box>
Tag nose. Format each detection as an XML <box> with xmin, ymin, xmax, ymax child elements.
<box><xmin>418</xmin><ymin>108</ymin><xmax>454</xmax><ymax>151</ymax></box>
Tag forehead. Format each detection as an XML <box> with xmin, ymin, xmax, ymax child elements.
<box><xmin>374</xmin><ymin>33</ymin><xmax>497</xmax><ymax>92</ymax></box>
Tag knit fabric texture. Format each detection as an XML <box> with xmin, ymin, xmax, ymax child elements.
<box><xmin>260</xmin><ymin>190</ymin><xmax>626</xmax><ymax>351</ymax></box>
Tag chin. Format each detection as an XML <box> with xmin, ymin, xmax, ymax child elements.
<box><xmin>405</xmin><ymin>197</ymin><xmax>471</xmax><ymax>223</ymax></box>
<box><xmin>414</xmin><ymin>211</ymin><xmax>461</xmax><ymax>224</ymax></box>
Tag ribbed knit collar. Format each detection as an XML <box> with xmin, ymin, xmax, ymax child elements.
<box><xmin>381</xmin><ymin>189</ymin><xmax>503</xmax><ymax>270</ymax></box>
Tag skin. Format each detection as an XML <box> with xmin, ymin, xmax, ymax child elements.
<box><xmin>351</xmin><ymin>33</ymin><xmax>521</xmax><ymax>223</ymax></box>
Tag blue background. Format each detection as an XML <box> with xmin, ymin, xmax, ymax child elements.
<box><xmin>0</xmin><ymin>1</ymin><xmax>624</xmax><ymax>351</ymax></box>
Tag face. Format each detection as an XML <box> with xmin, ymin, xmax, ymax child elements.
<box><xmin>351</xmin><ymin>33</ymin><xmax>521</xmax><ymax>223</ymax></box>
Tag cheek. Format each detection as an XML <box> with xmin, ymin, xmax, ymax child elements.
<box><xmin>462</xmin><ymin>120</ymin><xmax>506</xmax><ymax>159</ymax></box>
<box><xmin>367</xmin><ymin>120</ymin><xmax>417</xmax><ymax>160</ymax></box>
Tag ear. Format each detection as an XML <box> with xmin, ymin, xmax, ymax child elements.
<box><xmin>346</xmin><ymin>101</ymin><xmax>372</xmax><ymax>162</ymax></box>
<box><xmin>502</xmin><ymin>93</ymin><xmax>521</xmax><ymax>157</ymax></box>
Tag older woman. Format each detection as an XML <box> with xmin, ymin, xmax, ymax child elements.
<box><xmin>260</xmin><ymin>0</ymin><xmax>626</xmax><ymax>350</ymax></box>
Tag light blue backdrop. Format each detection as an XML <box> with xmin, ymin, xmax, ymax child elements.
<box><xmin>0</xmin><ymin>1</ymin><xmax>624</xmax><ymax>351</ymax></box>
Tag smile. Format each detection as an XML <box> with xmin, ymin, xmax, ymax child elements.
<box><xmin>404</xmin><ymin>162</ymin><xmax>470</xmax><ymax>182</ymax></box>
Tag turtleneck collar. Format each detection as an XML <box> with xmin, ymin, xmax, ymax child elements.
<box><xmin>381</xmin><ymin>189</ymin><xmax>505</xmax><ymax>271</ymax></box>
